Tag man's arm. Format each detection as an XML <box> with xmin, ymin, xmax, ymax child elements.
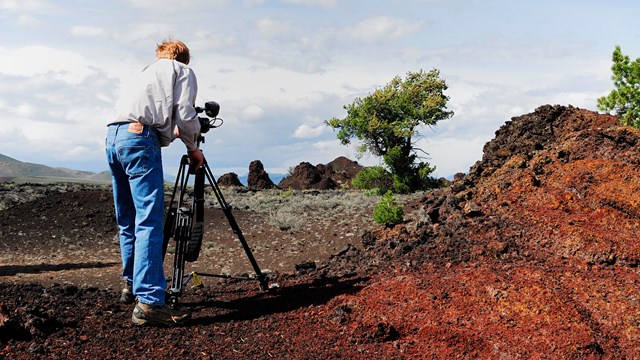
<box><xmin>173</xmin><ymin>64</ymin><xmax>201</xmax><ymax>152</ymax></box>
<box><xmin>173</xmin><ymin>126</ymin><xmax>204</xmax><ymax>172</ymax></box>
<box><xmin>188</xmin><ymin>148</ymin><xmax>204</xmax><ymax>172</ymax></box>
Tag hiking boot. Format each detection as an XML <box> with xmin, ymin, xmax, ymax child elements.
<box><xmin>120</xmin><ymin>281</ymin><xmax>135</xmax><ymax>304</ymax></box>
<box><xmin>131</xmin><ymin>302</ymin><xmax>191</xmax><ymax>327</ymax></box>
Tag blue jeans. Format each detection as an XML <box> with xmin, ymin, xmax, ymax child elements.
<box><xmin>105</xmin><ymin>123</ymin><xmax>166</xmax><ymax>306</ymax></box>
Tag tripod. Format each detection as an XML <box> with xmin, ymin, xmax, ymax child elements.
<box><xmin>162</xmin><ymin>153</ymin><xmax>270</xmax><ymax>307</ymax></box>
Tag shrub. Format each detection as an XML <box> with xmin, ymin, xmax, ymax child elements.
<box><xmin>373</xmin><ymin>191</ymin><xmax>404</xmax><ymax>226</ymax></box>
<box><xmin>352</xmin><ymin>166</ymin><xmax>393</xmax><ymax>195</ymax></box>
<box><xmin>268</xmin><ymin>209</ymin><xmax>304</xmax><ymax>232</ymax></box>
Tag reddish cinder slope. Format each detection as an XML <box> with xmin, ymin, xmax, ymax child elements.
<box><xmin>328</xmin><ymin>105</ymin><xmax>640</xmax><ymax>358</ymax></box>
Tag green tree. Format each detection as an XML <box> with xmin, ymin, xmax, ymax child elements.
<box><xmin>325</xmin><ymin>69</ymin><xmax>453</xmax><ymax>193</ymax></box>
<box><xmin>597</xmin><ymin>46</ymin><xmax>640</xmax><ymax>128</ymax></box>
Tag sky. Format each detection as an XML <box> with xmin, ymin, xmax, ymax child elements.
<box><xmin>0</xmin><ymin>0</ymin><xmax>638</xmax><ymax>179</ymax></box>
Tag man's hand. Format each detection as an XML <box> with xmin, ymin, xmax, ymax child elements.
<box><xmin>188</xmin><ymin>148</ymin><xmax>204</xmax><ymax>173</ymax></box>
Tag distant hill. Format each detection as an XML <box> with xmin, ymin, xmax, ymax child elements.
<box><xmin>0</xmin><ymin>154</ymin><xmax>284</xmax><ymax>186</ymax></box>
<box><xmin>0</xmin><ymin>154</ymin><xmax>111</xmax><ymax>184</ymax></box>
<box><xmin>0</xmin><ymin>154</ymin><xmax>20</xmax><ymax>163</ymax></box>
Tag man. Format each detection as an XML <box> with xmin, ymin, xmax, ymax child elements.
<box><xmin>105</xmin><ymin>39</ymin><xmax>204</xmax><ymax>327</ymax></box>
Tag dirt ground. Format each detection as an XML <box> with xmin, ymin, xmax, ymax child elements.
<box><xmin>1</xmin><ymin>105</ymin><xmax>640</xmax><ymax>359</ymax></box>
<box><xmin>0</xmin><ymin>186</ymin><xmax>376</xmax><ymax>290</ymax></box>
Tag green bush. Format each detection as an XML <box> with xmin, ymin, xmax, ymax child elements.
<box><xmin>373</xmin><ymin>191</ymin><xmax>404</xmax><ymax>226</ymax></box>
<box><xmin>352</xmin><ymin>166</ymin><xmax>393</xmax><ymax>195</ymax></box>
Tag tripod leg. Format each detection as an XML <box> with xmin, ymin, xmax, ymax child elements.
<box><xmin>162</xmin><ymin>155</ymin><xmax>189</xmax><ymax>260</ymax></box>
<box><xmin>168</xmin><ymin>206</ymin><xmax>191</xmax><ymax>305</ymax></box>
<box><xmin>164</xmin><ymin>155</ymin><xmax>193</xmax><ymax>306</ymax></box>
<box><xmin>162</xmin><ymin>205</ymin><xmax>177</xmax><ymax>261</ymax></box>
<box><xmin>201</xmin><ymin>162</ymin><xmax>269</xmax><ymax>290</ymax></box>
<box><xmin>184</xmin><ymin>168</ymin><xmax>205</xmax><ymax>262</ymax></box>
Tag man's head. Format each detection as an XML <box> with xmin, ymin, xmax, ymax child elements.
<box><xmin>156</xmin><ymin>40</ymin><xmax>190</xmax><ymax>65</ymax></box>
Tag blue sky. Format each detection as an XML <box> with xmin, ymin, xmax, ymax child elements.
<box><xmin>0</xmin><ymin>0</ymin><xmax>638</xmax><ymax>178</ymax></box>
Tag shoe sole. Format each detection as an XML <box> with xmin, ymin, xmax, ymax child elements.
<box><xmin>132</xmin><ymin>316</ymin><xmax>178</xmax><ymax>327</ymax></box>
<box><xmin>131</xmin><ymin>315</ymin><xmax>191</xmax><ymax>327</ymax></box>
<box><xmin>131</xmin><ymin>307</ymin><xmax>191</xmax><ymax>327</ymax></box>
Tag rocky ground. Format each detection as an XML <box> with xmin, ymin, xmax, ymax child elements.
<box><xmin>1</xmin><ymin>104</ymin><xmax>640</xmax><ymax>359</ymax></box>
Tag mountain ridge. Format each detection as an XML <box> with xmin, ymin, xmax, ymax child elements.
<box><xmin>0</xmin><ymin>154</ymin><xmax>112</xmax><ymax>183</ymax></box>
<box><xmin>0</xmin><ymin>154</ymin><xmax>287</xmax><ymax>185</ymax></box>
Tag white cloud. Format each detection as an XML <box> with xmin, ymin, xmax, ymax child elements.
<box><xmin>422</xmin><ymin>135</ymin><xmax>487</xmax><ymax>178</ymax></box>
<box><xmin>71</xmin><ymin>25</ymin><xmax>107</xmax><ymax>37</ymax></box>
<box><xmin>241</xmin><ymin>104</ymin><xmax>265</xmax><ymax>121</ymax></box>
<box><xmin>190</xmin><ymin>30</ymin><xmax>238</xmax><ymax>52</ymax></box>
<box><xmin>0</xmin><ymin>0</ymin><xmax>50</xmax><ymax>11</ymax></box>
<box><xmin>0</xmin><ymin>123</ymin><xmax>28</xmax><ymax>151</ymax></box>
<box><xmin>257</xmin><ymin>17</ymin><xmax>292</xmax><ymax>37</ymax></box>
<box><xmin>122</xmin><ymin>0</ymin><xmax>227</xmax><ymax>13</ymax></box>
<box><xmin>0</xmin><ymin>46</ymin><xmax>95</xmax><ymax>84</ymax></box>
<box><xmin>116</xmin><ymin>23</ymin><xmax>176</xmax><ymax>44</ymax></box>
<box><xmin>0</xmin><ymin>100</ymin><xmax>36</xmax><ymax>118</ymax></box>
<box><xmin>293</xmin><ymin>124</ymin><xmax>326</xmax><ymax>138</ymax></box>
<box><xmin>311</xmin><ymin>139</ymin><xmax>340</xmax><ymax>150</ymax></box>
<box><xmin>347</xmin><ymin>16</ymin><xmax>422</xmax><ymax>43</ymax></box>
<box><xmin>281</xmin><ymin>0</ymin><xmax>337</xmax><ymax>8</ymax></box>
<box><xmin>292</xmin><ymin>114</ymin><xmax>328</xmax><ymax>138</ymax></box>
<box><xmin>14</xmin><ymin>14</ymin><xmax>40</xmax><ymax>27</ymax></box>
<box><xmin>13</xmin><ymin>103</ymin><xmax>36</xmax><ymax>117</ymax></box>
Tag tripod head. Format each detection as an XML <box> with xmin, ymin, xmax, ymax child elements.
<box><xmin>195</xmin><ymin>101</ymin><xmax>223</xmax><ymax>143</ymax></box>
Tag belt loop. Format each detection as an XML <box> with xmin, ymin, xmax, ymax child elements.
<box><xmin>112</xmin><ymin>124</ymin><xmax>119</xmax><ymax>144</ymax></box>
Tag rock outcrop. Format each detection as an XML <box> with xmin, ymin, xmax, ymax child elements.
<box><xmin>217</xmin><ymin>172</ymin><xmax>244</xmax><ymax>187</ymax></box>
<box><xmin>247</xmin><ymin>160</ymin><xmax>277</xmax><ymax>190</ymax></box>
<box><xmin>278</xmin><ymin>156</ymin><xmax>363</xmax><ymax>190</ymax></box>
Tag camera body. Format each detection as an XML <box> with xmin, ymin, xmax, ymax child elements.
<box><xmin>196</xmin><ymin>101</ymin><xmax>222</xmax><ymax>134</ymax></box>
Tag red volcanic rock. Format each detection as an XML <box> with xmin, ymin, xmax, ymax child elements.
<box><xmin>279</xmin><ymin>156</ymin><xmax>363</xmax><ymax>190</ymax></box>
<box><xmin>247</xmin><ymin>160</ymin><xmax>277</xmax><ymax>190</ymax></box>
<box><xmin>323</xmin><ymin>156</ymin><xmax>363</xmax><ymax>187</ymax></box>
<box><xmin>217</xmin><ymin>172</ymin><xmax>244</xmax><ymax>187</ymax></box>
<box><xmin>279</xmin><ymin>162</ymin><xmax>332</xmax><ymax>190</ymax></box>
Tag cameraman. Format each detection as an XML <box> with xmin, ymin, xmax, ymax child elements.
<box><xmin>105</xmin><ymin>39</ymin><xmax>203</xmax><ymax>327</ymax></box>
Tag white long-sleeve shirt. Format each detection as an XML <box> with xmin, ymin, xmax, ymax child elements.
<box><xmin>110</xmin><ymin>58</ymin><xmax>201</xmax><ymax>152</ymax></box>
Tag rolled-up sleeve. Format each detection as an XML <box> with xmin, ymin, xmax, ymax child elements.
<box><xmin>173</xmin><ymin>66</ymin><xmax>200</xmax><ymax>152</ymax></box>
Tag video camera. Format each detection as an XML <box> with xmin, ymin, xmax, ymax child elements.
<box><xmin>195</xmin><ymin>101</ymin><xmax>223</xmax><ymax>134</ymax></box>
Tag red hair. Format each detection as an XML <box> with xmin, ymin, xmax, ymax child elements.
<box><xmin>156</xmin><ymin>40</ymin><xmax>190</xmax><ymax>65</ymax></box>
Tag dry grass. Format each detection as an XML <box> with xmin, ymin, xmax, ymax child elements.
<box><xmin>212</xmin><ymin>187</ymin><xmax>426</xmax><ymax>233</ymax></box>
